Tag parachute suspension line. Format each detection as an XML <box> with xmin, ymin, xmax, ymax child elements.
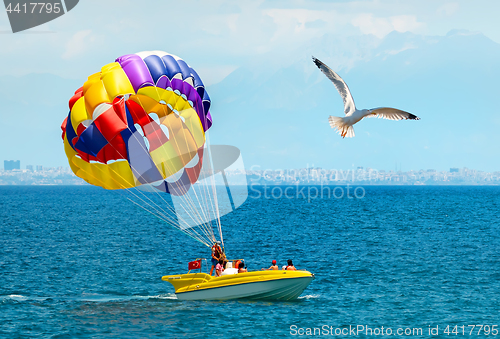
<box><xmin>189</xmin><ymin>170</ymin><xmax>217</xmax><ymax>245</ymax></box>
<box><xmin>171</xmin><ymin>111</ymin><xmax>217</xmax><ymax>239</ymax></box>
<box><xmin>122</xmin><ymin>93</ymin><xmax>217</xmax><ymax>244</ymax></box>
<box><xmin>95</xmin><ymin>124</ymin><xmax>193</xmax><ymax>228</ymax></box>
<box><xmin>203</xmin><ymin>154</ymin><xmax>221</xmax><ymax>244</ymax></box>
<box><xmin>70</xmin><ymin>96</ymin><xmax>218</xmax><ymax>245</ymax></box>
<box><xmin>71</xmin><ymin>127</ymin><xmax>210</xmax><ymax>245</ymax></box>
<box><xmin>170</xmin><ymin>86</ymin><xmax>223</xmax><ymax>244</ymax></box>
<box><xmin>120</xmin><ymin>187</ymin><xmax>209</xmax><ymax>244</ymax></box>
<box><xmin>124</xmin><ymin>195</ymin><xmax>210</xmax><ymax>247</ymax></box>
<box><xmin>178</xmin><ymin>129</ymin><xmax>220</xmax><ymax>245</ymax></box>
<box><xmin>141</xmin><ymin>87</ymin><xmax>219</xmax><ymax>244</ymax></box>
<box><xmin>193</xmin><ymin>136</ymin><xmax>222</xmax><ymax>246</ymax></box>
<box><xmin>206</xmin><ymin>133</ymin><xmax>224</xmax><ymax>247</ymax></box>
<box><xmin>187</xmin><ymin>142</ymin><xmax>218</xmax><ymax>245</ymax></box>
<box><xmin>72</xmin><ymin>156</ymin><xmax>209</xmax><ymax>244</ymax></box>
<box><xmin>121</xmin><ymin>97</ymin><xmax>211</xmax><ymax>237</ymax></box>
<box><xmin>156</xmin><ymin>139</ymin><xmax>214</xmax><ymax>242</ymax></box>
<box><xmin>132</xmin><ymin>92</ymin><xmax>212</xmax><ymax>235</ymax></box>
<box><xmin>122</xmin><ymin>103</ymin><xmax>192</xmax><ymax>215</ymax></box>
<box><xmin>142</xmin><ymin>90</ymin><xmax>208</xmax><ymax>227</ymax></box>
<box><xmin>192</xmin><ymin>168</ymin><xmax>218</xmax><ymax>243</ymax></box>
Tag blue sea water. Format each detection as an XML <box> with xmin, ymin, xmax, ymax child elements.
<box><xmin>1</xmin><ymin>185</ymin><xmax>500</xmax><ymax>338</ymax></box>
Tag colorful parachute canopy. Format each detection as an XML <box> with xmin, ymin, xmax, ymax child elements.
<box><xmin>61</xmin><ymin>51</ymin><xmax>212</xmax><ymax>195</ymax></box>
<box><xmin>61</xmin><ymin>51</ymin><xmax>249</xmax><ymax>247</ymax></box>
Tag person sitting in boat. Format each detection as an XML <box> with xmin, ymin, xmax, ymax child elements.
<box><xmin>238</xmin><ymin>261</ymin><xmax>247</xmax><ymax>273</ymax></box>
<box><xmin>210</xmin><ymin>241</ymin><xmax>223</xmax><ymax>276</ymax></box>
<box><xmin>262</xmin><ymin>260</ymin><xmax>279</xmax><ymax>270</ymax></box>
<box><xmin>283</xmin><ymin>259</ymin><xmax>297</xmax><ymax>271</ymax></box>
<box><xmin>215</xmin><ymin>259</ymin><xmax>225</xmax><ymax>277</ymax></box>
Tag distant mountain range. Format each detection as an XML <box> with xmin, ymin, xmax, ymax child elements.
<box><xmin>1</xmin><ymin>30</ymin><xmax>498</xmax><ymax>171</ymax></box>
<box><xmin>208</xmin><ymin>30</ymin><xmax>500</xmax><ymax>171</ymax></box>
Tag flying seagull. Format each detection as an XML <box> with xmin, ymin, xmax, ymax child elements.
<box><xmin>312</xmin><ymin>56</ymin><xmax>420</xmax><ymax>138</ymax></box>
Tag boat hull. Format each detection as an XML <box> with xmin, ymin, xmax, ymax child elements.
<box><xmin>177</xmin><ymin>276</ymin><xmax>313</xmax><ymax>301</ymax></box>
<box><xmin>162</xmin><ymin>270</ymin><xmax>314</xmax><ymax>301</ymax></box>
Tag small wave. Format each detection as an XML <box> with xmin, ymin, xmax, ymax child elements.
<box><xmin>79</xmin><ymin>296</ymin><xmax>128</xmax><ymax>302</ymax></box>
<box><xmin>298</xmin><ymin>294</ymin><xmax>320</xmax><ymax>299</ymax></box>
<box><xmin>143</xmin><ymin>294</ymin><xmax>178</xmax><ymax>300</ymax></box>
<box><xmin>120</xmin><ymin>294</ymin><xmax>178</xmax><ymax>301</ymax></box>
<box><xmin>0</xmin><ymin>295</ymin><xmax>50</xmax><ymax>302</ymax></box>
<box><xmin>78</xmin><ymin>293</ymin><xmax>178</xmax><ymax>302</ymax></box>
<box><xmin>6</xmin><ymin>294</ymin><xmax>28</xmax><ymax>301</ymax></box>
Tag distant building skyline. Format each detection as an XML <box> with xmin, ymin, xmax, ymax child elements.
<box><xmin>1</xmin><ymin>165</ymin><xmax>499</xmax><ymax>186</ymax></box>
<box><xmin>4</xmin><ymin>160</ymin><xmax>20</xmax><ymax>171</ymax></box>
<box><xmin>246</xmin><ymin>166</ymin><xmax>500</xmax><ymax>186</ymax></box>
<box><xmin>2</xmin><ymin>160</ymin><xmax>47</xmax><ymax>172</ymax></box>
<box><xmin>2</xmin><ymin>159</ymin><xmax>500</xmax><ymax>174</ymax></box>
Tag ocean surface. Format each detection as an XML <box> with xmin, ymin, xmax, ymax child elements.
<box><xmin>1</xmin><ymin>185</ymin><xmax>500</xmax><ymax>338</ymax></box>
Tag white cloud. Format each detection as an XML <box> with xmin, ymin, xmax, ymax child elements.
<box><xmin>0</xmin><ymin>0</ymin><xmax>497</xmax><ymax>79</ymax></box>
<box><xmin>352</xmin><ymin>13</ymin><xmax>393</xmax><ymax>38</ymax></box>
<box><xmin>437</xmin><ymin>2</ymin><xmax>459</xmax><ymax>16</ymax></box>
<box><xmin>352</xmin><ymin>13</ymin><xmax>424</xmax><ymax>38</ymax></box>
<box><xmin>62</xmin><ymin>29</ymin><xmax>92</xmax><ymax>60</ymax></box>
<box><xmin>390</xmin><ymin>15</ymin><xmax>424</xmax><ymax>33</ymax></box>
<box><xmin>264</xmin><ymin>8</ymin><xmax>337</xmax><ymax>37</ymax></box>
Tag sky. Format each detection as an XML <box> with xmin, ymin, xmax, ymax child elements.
<box><xmin>0</xmin><ymin>0</ymin><xmax>499</xmax><ymax>171</ymax></box>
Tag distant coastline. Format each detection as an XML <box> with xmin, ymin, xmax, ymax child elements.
<box><xmin>0</xmin><ymin>166</ymin><xmax>498</xmax><ymax>186</ymax></box>
<box><xmin>246</xmin><ymin>167</ymin><xmax>500</xmax><ymax>186</ymax></box>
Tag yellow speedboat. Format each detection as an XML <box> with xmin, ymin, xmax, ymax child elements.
<box><xmin>162</xmin><ymin>269</ymin><xmax>314</xmax><ymax>301</ymax></box>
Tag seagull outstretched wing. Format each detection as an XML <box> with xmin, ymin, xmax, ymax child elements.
<box><xmin>312</xmin><ymin>56</ymin><xmax>356</xmax><ymax>115</ymax></box>
<box><xmin>368</xmin><ymin>107</ymin><xmax>420</xmax><ymax>121</ymax></box>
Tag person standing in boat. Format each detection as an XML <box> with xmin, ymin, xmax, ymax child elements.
<box><xmin>283</xmin><ymin>259</ymin><xmax>297</xmax><ymax>271</ymax></box>
<box><xmin>262</xmin><ymin>260</ymin><xmax>279</xmax><ymax>270</ymax></box>
<box><xmin>210</xmin><ymin>241</ymin><xmax>223</xmax><ymax>276</ymax></box>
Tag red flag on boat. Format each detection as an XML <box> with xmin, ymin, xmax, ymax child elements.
<box><xmin>188</xmin><ymin>260</ymin><xmax>202</xmax><ymax>270</ymax></box>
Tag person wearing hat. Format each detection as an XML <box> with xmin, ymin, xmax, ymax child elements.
<box><xmin>210</xmin><ymin>241</ymin><xmax>223</xmax><ymax>276</ymax></box>
<box><xmin>262</xmin><ymin>260</ymin><xmax>279</xmax><ymax>270</ymax></box>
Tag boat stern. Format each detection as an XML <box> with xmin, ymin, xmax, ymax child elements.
<box><xmin>162</xmin><ymin>273</ymin><xmax>213</xmax><ymax>292</ymax></box>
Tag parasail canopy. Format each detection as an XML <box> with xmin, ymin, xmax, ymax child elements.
<box><xmin>61</xmin><ymin>51</ymin><xmax>247</xmax><ymax>248</ymax></box>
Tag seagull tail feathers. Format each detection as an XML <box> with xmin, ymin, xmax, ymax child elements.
<box><xmin>329</xmin><ymin>116</ymin><xmax>355</xmax><ymax>138</ymax></box>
